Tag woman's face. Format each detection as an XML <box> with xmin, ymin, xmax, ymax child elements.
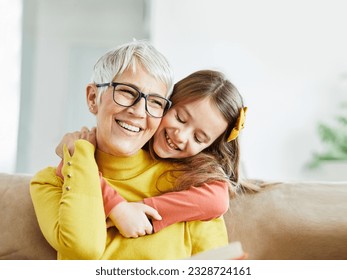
<box><xmin>153</xmin><ymin>98</ymin><xmax>228</xmax><ymax>159</ymax></box>
<box><xmin>89</xmin><ymin>64</ymin><xmax>167</xmax><ymax>156</ymax></box>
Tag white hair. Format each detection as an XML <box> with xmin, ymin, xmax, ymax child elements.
<box><xmin>91</xmin><ymin>40</ymin><xmax>174</xmax><ymax>104</ymax></box>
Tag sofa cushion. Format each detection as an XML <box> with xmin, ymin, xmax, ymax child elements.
<box><xmin>0</xmin><ymin>173</ymin><xmax>56</xmax><ymax>259</ymax></box>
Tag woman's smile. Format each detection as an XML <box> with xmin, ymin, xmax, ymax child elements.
<box><xmin>116</xmin><ymin>119</ymin><xmax>142</xmax><ymax>133</ymax></box>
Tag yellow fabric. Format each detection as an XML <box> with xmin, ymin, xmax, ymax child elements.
<box><xmin>30</xmin><ymin>140</ymin><xmax>228</xmax><ymax>260</ymax></box>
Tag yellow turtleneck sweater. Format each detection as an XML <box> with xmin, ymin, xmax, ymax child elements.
<box><xmin>30</xmin><ymin>140</ymin><xmax>228</xmax><ymax>260</ymax></box>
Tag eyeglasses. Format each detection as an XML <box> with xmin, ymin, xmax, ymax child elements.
<box><xmin>95</xmin><ymin>82</ymin><xmax>172</xmax><ymax>118</ymax></box>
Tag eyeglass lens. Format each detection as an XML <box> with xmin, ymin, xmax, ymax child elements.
<box><xmin>113</xmin><ymin>84</ymin><xmax>169</xmax><ymax>117</ymax></box>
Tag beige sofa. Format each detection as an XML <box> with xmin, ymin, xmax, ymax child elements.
<box><xmin>1</xmin><ymin>172</ymin><xmax>346</xmax><ymax>260</ymax></box>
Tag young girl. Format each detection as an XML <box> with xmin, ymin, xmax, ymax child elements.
<box><xmin>57</xmin><ymin>70</ymin><xmax>249</xmax><ymax>238</ymax></box>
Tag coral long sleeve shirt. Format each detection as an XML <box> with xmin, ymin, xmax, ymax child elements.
<box><xmin>102</xmin><ymin>179</ymin><xmax>229</xmax><ymax>232</ymax></box>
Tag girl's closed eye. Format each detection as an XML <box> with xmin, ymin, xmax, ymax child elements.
<box><xmin>175</xmin><ymin>112</ymin><xmax>186</xmax><ymax>123</ymax></box>
<box><xmin>194</xmin><ymin>135</ymin><xmax>202</xmax><ymax>144</ymax></box>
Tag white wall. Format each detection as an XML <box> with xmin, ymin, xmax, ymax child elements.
<box><xmin>150</xmin><ymin>0</ymin><xmax>347</xmax><ymax>181</ymax></box>
<box><xmin>16</xmin><ymin>0</ymin><xmax>150</xmax><ymax>174</ymax></box>
<box><xmin>8</xmin><ymin>0</ymin><xmax>347</xmax><ymax>181</ymax></box>
<box><xmin>0</xmin><ymin>0</ymin><xmax>22</xmax><ymax>173</ymax></box>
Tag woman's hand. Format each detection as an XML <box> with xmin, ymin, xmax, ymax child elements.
<box><xmin>55</xmin><ymin>126</ymin><xmax>97</xmax><ymax>158</ymax></box>
<box><xmin>107</xmin><ymin>201</ymin><xmax>162</xmax><ymax>238</ymax></box>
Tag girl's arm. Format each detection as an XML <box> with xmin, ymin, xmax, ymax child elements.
<box><xmin>144</xmin><ymin>181</ymin><xmax>229</xmax><ymax>232</ymax></box>
<box><xmin>103</xmin><ymin>180</ymin><xmax>229</xmax><ymax>233</ymax></box>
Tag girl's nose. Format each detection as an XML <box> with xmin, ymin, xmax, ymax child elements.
<box><xmin>174</xmin><ymin>127</ymin><xmax>189</xmax><ymax>144</ymax></box>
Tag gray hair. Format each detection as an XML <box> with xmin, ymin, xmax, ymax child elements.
<box><xmin>91</xmin><ymin>40</ymin><xmax>174</xmax><ymax>104</ymax></box>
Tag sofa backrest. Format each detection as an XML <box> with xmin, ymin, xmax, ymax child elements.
<box><xmin>0</xmin><ymin>173</ymin><xmax>56</xmax><ymax>259</ymax></box>
<box><xmin>225</xmin><ymin>181</ymin><xmax>347</xmax><ymax>259</ymax></box>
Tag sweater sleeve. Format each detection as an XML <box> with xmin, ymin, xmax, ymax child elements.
<box><xmin>56</xmin><ymin>159</ymin><xmax>126</xmax><ymax>217</ymax></box>
<box><xmin>30</xmin><ymin>140</ymin><xmax>107</xmax><ymax>259</ymax></box>
<box><xmin>143</xmin><ymin>181</ymin><xmax>229</xmax><ymax>232</ymax></box>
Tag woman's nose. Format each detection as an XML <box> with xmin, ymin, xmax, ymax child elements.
<box><xmin>128</xmin><ymin>98</ymin><xmax>146</xmax><ymax>118</ymax></box>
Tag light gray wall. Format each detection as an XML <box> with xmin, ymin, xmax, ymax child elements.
<box><xmin>15</xmin><ymin>0</ymin><xmax>347</xmax><ymax>181</ymax></box>
<box><xmin>0</xmin><ymin>0</ymin><xmax>22</xmax><ymax>173</ymax></box>
<box><xmin>150</xmin><ymin>0</ymin><xmax>347</xmax><ymax>181</ymax></box>
<box><xmin>16</xmin><ymin>0</ymin><xmax>151</xmax><ymax>173</ymax></box>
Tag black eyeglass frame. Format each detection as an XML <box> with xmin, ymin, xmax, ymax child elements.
<box><xmin>95</xmin><ymin>82</ymin><xmax>172</xmax><ymax>118</ymax></box>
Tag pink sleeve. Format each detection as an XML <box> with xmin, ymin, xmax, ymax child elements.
<box><xmin>55</xmin><ymin>160</ymin><xmax>64</xmax><ymax>179</ymax></box>
<box><xmin>143</xmin><ymin>181</ymin><xmax>229</xmax><ymax>232</ymax></box>
<box><xmin>100</xmin><ymin>177</ymin><xmax>126</xmax><ymax>217</ymax></box>
<box><xmin>56</xmin><ymin>160</ymin><xmax>125</xmax><ymax>217</ymax></box>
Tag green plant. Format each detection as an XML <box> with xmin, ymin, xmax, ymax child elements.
<box><xmin>308</xmin><ymin>106</ymin><xmax>347</xmax><ymax>168</ymax></box>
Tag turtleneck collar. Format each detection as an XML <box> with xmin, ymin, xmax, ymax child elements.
<box><xmin>95</xmin><ymin>148</ymin><xmax>157</xmax><ymax>180</ymax></box>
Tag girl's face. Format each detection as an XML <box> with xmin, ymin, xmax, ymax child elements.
<box><xmin>89</xmin><ymin>64</ymin><xmax>167</xmax><ymax>156</ymax></box>
<box><xmin>153</xmin><ymin>98</ymin><xmax>228</xmax><ymax>159</ymax></box>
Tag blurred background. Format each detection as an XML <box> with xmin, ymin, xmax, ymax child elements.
<box><xmin>1</xmin><ymin>0</ymin><xmax>347</xmax><ymax>181</ymax></box>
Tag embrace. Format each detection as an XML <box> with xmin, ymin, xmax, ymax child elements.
<box><xmin>30</xmin><ymin>40</ymin><xmax>251</xmax><ymax>260</ymax></box>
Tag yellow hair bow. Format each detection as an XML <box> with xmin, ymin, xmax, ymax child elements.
<box><xmin>227</xmin><ymin>107</ymin><xmax>248</xmax><ymax>142</ymax></box>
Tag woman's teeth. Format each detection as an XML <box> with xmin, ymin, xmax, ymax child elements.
<box><xmin>165</xmin><ymin>132</ymin><xmax>179</xmax><ymax>150</ymax></box>
<box><xmin>117</xmin><ymin>121</ymin><xmax>140</xmax><ymax>132</ymax></box>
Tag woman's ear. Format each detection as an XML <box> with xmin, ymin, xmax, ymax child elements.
<box><xmin>86</xmin><ymin>84</ymin><xmax>98</xmax><ymax>114</ymax></box>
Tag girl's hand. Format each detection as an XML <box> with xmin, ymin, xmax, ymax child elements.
<box><xmin>108</xmin><ymin>201</ymin><xmax>162</xmax><ymax>238</ymax></box>
<box><xmin>55</xmin><ymin>126</ymin><xmax>97</xmax><ymax>158</ymax></box>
